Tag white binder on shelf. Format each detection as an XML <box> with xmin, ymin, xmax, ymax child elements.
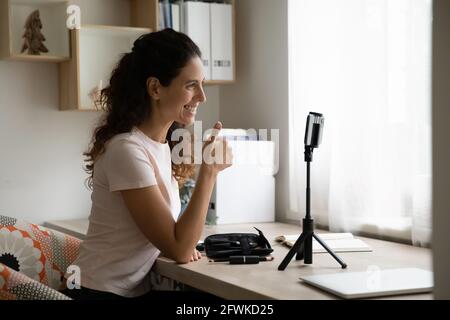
<box><xmin>171</xmin><ymin>3</ymin><xmax>180</xmax><ymax>32</ymax></box>
<box><xmin>158</xmin><ymin>2</ymin><xmax>165</xmax><ymax>30</ymax></box>
<box><xmin>183</xmin><ymin>1</ymin><xmax>211</xmax><ymax>80</ymax></box>
<box><xmin>163</xmin><ymin>0</ymin><xmax>172</xmax><ymax>29</ymax></box>
<box><xmin>210</xmin><ymin>3</ymin><xmax>233</xmax><ymax>81</ymax></box>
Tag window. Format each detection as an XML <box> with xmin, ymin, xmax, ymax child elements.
<box><xmin>288</xmin><ymin>0</ymin><xmax>432</xmax><ymax>245</ymax></box>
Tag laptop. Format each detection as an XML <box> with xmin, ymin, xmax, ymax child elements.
<box><xmin>300</xmin><ymin>268</ymin><xmax>433</xmax><ymax>299</ymax></box>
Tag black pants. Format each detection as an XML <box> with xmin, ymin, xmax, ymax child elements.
<box><xmin>60</xmin><ymin>286</ymin><xmax>129</xmax><ymax>300</ymax></box>
<box><xmin>60</xmin><ymin>286</ymin><xmax>221</xmax><ymax>301</ymax></box>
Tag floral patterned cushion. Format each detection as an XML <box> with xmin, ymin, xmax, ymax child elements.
<box><xmin>0</xmin><ymin>215</ymin><xmax>81</xmax><ymax>292</ymax></box>
<box><xmin>0</xmin><ymin>262</ymin><xmax>70</xmax><ymax>300</ymax></box>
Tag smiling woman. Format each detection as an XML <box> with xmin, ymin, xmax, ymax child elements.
<box><xmin>64</xmin><ymin>29</ymin><xmax>233</xmax><ymax>300</ymax></box>
<box><xmin>85</xmin><ymin>29</ymin><xmax>205</xmax><ymax>187</ymax></box>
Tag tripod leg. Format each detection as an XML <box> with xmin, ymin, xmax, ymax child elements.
<box><xmin>312</xmin><ymin>233</ymin><xmax>347</xmax><ymax>269</ymax></box>
<box><xmin>278</xmin><ymin>232</ymin><xmax>308</xmax><ymax>270</ymax></box>
<box><xmin>304</xmin><ymin>234</ymin><xmax>313</xmax><ymax>264</ymax></box>
<box><xmin>295</xmin><ymin>242</ymin><xmax>304</xmax><ymax>260</ymax></box>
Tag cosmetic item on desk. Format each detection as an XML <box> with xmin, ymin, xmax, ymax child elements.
<box><xmin>209</xmin><ymin>255</ymin><xmax>274</xmax><ymax>264</ymax></box>
<box><xmin>203</xmin><ymin>227</ymin><xmax>273</xmax><ymax>260</ymax></box>
<box><xmin>196</xmin><ymin>241</ymin><xmax>205</xmax><ymax>252</ymax></box>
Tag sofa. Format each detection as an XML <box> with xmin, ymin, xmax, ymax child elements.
<box><xmin>0</xmin><ymin>214</ymin><xmax>193</xmax><ymax>300</ymax></box>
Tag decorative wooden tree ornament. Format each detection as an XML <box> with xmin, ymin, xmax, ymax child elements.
<box><xmin>21</xmin><ymin>10</ymin><xmax>49</xmax><ymax>55</ymax></box>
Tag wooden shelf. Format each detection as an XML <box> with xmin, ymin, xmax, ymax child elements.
<box><xmin>130</xmin><ymin>0</ymin><xmax>236</xmax><ymax>84</ymax></box>
<box><xmin>8</xmin><ymin>54</ymin><xmax>70</xmax><ymax>62</ymax></box>
<box><xmin>1</xmin><ymin>0</ymin><xmax>236</xmax><ymax>110</ymax></box>
<box><xmin>0</xmin><ymin>0</ymin><xmax>70</xmax><ymax>61</ymax></box>
<box><xmin>59</xmin><ymin>24</ymin><xmax>151</xmax><ymax>111</ymax></box>
<box><xmin>131</xmin><ymin>0</ymin><xmax>159</xmax><ymax>32</ymax></box>
<box><xmin>81</xmin><ymin>24</ymin><xmax>151</xmax><ymax>35</ymax></box>
<box><xmin>55</xmin><ymin>0</ymin><xmax>235</xmax><ymax>111</ymax></box>
<box><xmin>204</xmin><ymin>80</ymin><xmax>236</xmax><ymax>85</ymax></box>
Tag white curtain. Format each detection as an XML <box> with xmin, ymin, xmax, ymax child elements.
<box><xmin>288</xmin><ymin>0</ymin><xmax>432</xmax><ymax>245</ymax></box>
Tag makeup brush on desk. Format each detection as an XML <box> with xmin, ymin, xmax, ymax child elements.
<box><xmin>208</xmin><ymin>255</ymin><xmax>274</xmax><ymax>264</ymax></box>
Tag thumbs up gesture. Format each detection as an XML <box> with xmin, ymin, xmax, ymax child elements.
<box><xmin>202</xmin><ymin>121</ymin><xmax>233</xmax><ymax>175</ymax></box>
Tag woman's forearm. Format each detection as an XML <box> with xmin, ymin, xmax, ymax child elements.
<box><xmin>174</xmin><ymin>166</ymin><xmax>217</xmax><ymax>260</ymax></box>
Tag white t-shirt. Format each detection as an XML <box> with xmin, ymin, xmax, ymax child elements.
<box><xmin>72</xmin><ymin>127</ymin><xmax>181</xmax><ymax>297</ymax></box>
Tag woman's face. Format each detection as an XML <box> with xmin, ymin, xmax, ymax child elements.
<box><xmin>156</xmin><ymin>56</ymin><xmax>207</xmax><ymax>126</ymax></box>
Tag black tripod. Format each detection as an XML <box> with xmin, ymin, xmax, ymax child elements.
<box><xmin>278</xmin><ymin>146</ymin><xmax>347</xmax><ymax>270</ymax></box>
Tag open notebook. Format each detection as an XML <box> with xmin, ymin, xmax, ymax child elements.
<box><xmin>275</xmin><ymin>233</ymin><xmax>372</xmax><ymax>253</ymax></box>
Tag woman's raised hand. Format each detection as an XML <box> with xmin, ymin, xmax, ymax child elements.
<box><xmin>201</xmin><ymin>121</ymin><xmax>233</xmax><ymax>176</ymax></box>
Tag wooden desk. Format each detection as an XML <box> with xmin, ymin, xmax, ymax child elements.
<box><xmin>44</xmin><ymin>220</ymin><xmax>433</xmax><ymax>300</ymax></box>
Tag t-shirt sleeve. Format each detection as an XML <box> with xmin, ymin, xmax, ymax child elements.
<box><xmin>104</xmin><ymin>138</ymin><xmax>158</xmax><ymax>192</ymax></box>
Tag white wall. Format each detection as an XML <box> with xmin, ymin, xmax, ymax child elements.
<box><xmin>196</xmin><ymin>85</ymin><xmax>220</xmax><ymax>131</ymax></box>
<box><xmin>432</xmin><ymin>0</ymin><xmax>450</xmax><ymax>300</ymax></box>
<box><xmin>0</xmin><ymin>0</ymin><xmax>220</xmax><ymax>225</ymax></box>
<box><xmin>72</xmin><ymin>0</ymin><xmax>131</xmax><ymax>26</ymax></box>
<box><xmin>0</xmin><ymin>61</ymin><xmax>100</xmax><ymax>224</ymax></box>
<box><xmin>219</xmin><ymin>0</ymin><xmax>290</xmax><ymax>222</ymax></box>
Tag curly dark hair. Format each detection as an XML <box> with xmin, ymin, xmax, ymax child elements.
<box><xmin>84</xmin><ymin>28</ymin><xmax>201</xmax><ymax>189</ymax></box>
